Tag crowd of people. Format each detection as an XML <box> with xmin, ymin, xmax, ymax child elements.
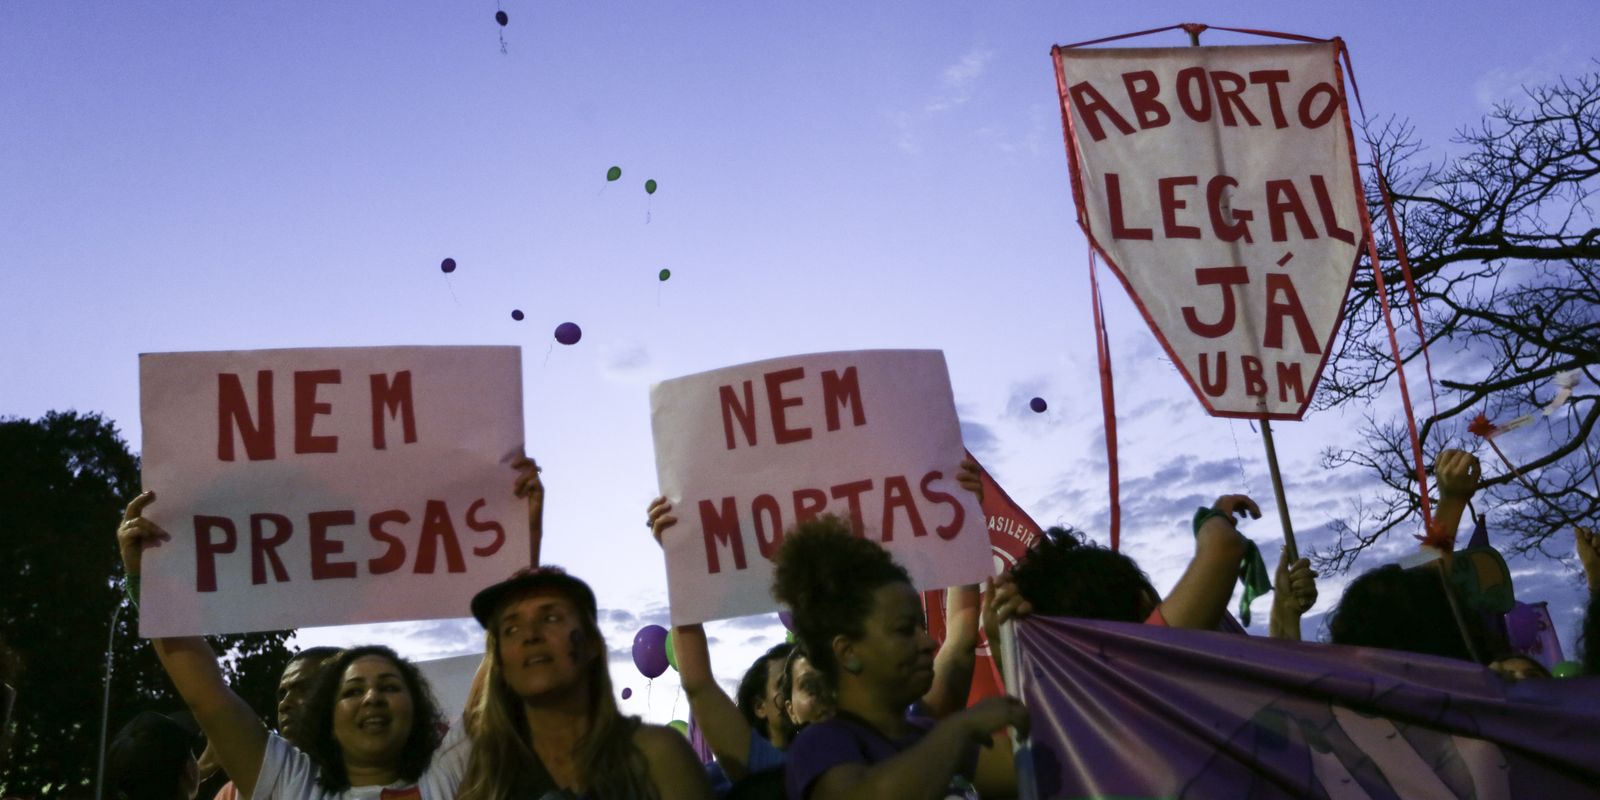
<box><xmin>100</xmin><ymin>449</ymin><xmax>1597</xmax><ymax>799</ymax></box>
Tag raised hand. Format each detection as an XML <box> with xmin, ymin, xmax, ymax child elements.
<box><xmin>1434</xmin><ymin>449</ymin><xmax>1481</xmax><ymax>499</ymax></box>
<box><xmin>649</xmin><ymin>496</ymin><xmax>678</xmax><ymax>546</ymax></box>
<box><xmin>116</xmin><ymin>491</ymin><xmax>169</xmax><ymax>576</ymax></box>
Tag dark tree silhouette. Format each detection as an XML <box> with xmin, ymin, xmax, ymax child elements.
<box><xmin>1313</xmin><ymin>68</ymin><xmax>1600</xmax><ymax>570</ymax></box>
<box><xmin>0</xmin><ymin>411</ymin><xmax>294</xmax><ymax>797</ymax></box>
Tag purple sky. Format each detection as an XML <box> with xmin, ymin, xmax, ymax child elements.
<box><xmin>4</xmin><ymin>2</ymin><xmax>1595</xmax><ymax>719</ymax></box>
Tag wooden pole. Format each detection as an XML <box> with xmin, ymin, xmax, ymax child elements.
<box><xmin>1257</xmin><ymin>401</ymin><xmax>1299</xmax><ymax>563</ymax></box>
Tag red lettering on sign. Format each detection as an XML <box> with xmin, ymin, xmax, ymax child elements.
<box><xmin>1106</xmin><ymin>173</ymin><xmax>1153</xmax><ymax>240</ymax></box>
<box><xmin>752</xmin><ymin>493</ymin><xmax>784</xmax><ymax>559</ymax></box>
<box><xmin>293</xmin><ymin>370</ymin><xmax>341</xmax><ymax>454</ymax></box>
<box><xmin>920</xmin><ymin>471</ymin><xmax>965</xmax><ymax>540</ymax></box>
<box><xmin>1181</xmin><ymin>267</ymin><xmax>1250</xmax><ymax>337</ymax></box>
<box><xmin>720</xmin><ymin>381</ymin><xmax>758</xmax><ymax>450</ymax></box>
<box><xmin>698</xmin><ymin>497</ymin><xmax>748</xmax><ymax>574</ymax></box>
<box><xmin>765</xmin><ymin>367</ymin><xmax>812</xmax><ymax>444</ymax></box>
<box><xmin>466</xmin><ymin>498</ymin><xmax>505</xmax><ymax>557</ymax></box>
<box><xmin>1276</xmin><ymin>362</ymin><xmax>1308</xmax><ymax>404</ymax></box>
<box><xmin>218</xmin><ymin>371</ymin><xmax>275</xmax><ymax>461</ymax></box>
<box><xmin>1309</xmin><ymin>175</ymin><xmax>1356</xmax><ymax>244</ymax></box>
<box><xmin>1266</xmin><ymin>180</ymin><xmax>1317</xmax><ymax>242</ymax></box>
<box><xmin>309</xmin><ymin>510</ymin><xmax>358</xmax><ymax>580</ymax></box>
<box><xmin>1242</xmin><ymin>356</ymin><xmax>1268</xmax><ymax>398</ymax></box>
<box><xmin>1199</xmin><ymin>352</ymin><xmax>1229</xmax><ymax>397</ymax></box>
<box><xmin>414</xmin><ymin>500</ymin><xmax>465</xmax><ymax>574</ymax></box>
<box><xmin>194</xmin><ymin>515</ymin><xmax>238</xmax><ymax>592</ymax></box>
<box><xmin>830</xmin><ymin>479</ymin><xmax>874</xmax><ymax>534</ymax></box>
<box><xmin>367</xmin><ymin>510</ymin><xmax>409</xmax><ymax>574</ymax></box>
<box><xmin>1210</xmin><ymin>70</ymin><xmax>1261</xmax><ymax>127</ymax></box>
<box><xmin>821</xmin><ymin>367</ymin><xmax>867</xmax><ymax>432</ymax></box>
<box><xmin>1264</xmin><ymin>273</ymin><xmax>1321</xmax><ymax>353</ymax></box>
<box><xmin>1158</xmin><ymin>176</ymin><xmax>1202</xmax><ymax>239</ymax></box>
<box><xmin>249</xmin><ymin>513</ymin><xmax>292</xmax><ymax>585</ymax></box>
<box><xmin>1122</xmin><ymin>70</ymin><xmax>1170</xmax><ymax>129</ymax></box>
<box><xmin>1298</xmin><ymin>83</ymin><xmax>1340</xmax><ymax>128</ymax></box>
<box><xmin>1248</xmin><ymin>70</ymin><xmax>1291</xmax><ymax>128</ymax></box>
<box><xmin>370</xmin><ymin>371</ymin><xmax>417</xmax><ymax>450</ymax></box>
<box><xmin>1206</xmin><ymin>176</ymin><xmax>1255</xmax><ymax>243</ymax></box>
<box><xmin>1176</xmin><ymin>66</ymin><xmax>1212</xmax><ymax>122</ymax></box>
<box><xmin>1068</xmin><ymin>80</ymin><xmax>1135</xmax><ymax>142</ymax></box>
<box><xmin>792</xmin><ymin>488</ymin><xmax>828</xmax><ymax>525</ymax></box>
<box><xmin>881</xmin><ymin>474</ymin><xmax>928</xmax><ymax>542</ymax></box>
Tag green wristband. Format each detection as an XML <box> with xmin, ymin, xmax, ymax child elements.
<box><xmin>123</xmin><ymin>573</ymin><xmax>140</xmax><ymax>609</ymax></box>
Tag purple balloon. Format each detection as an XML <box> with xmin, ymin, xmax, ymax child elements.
<box><xmin>779</xmin><ymin>609</ymin><xmax>794</xmax><ymax>631</ymax></box>
<box><xmin>632</xmin><ymin>624</ymin><xmax>669</xmax><ymax>679</ymax></box>
<box><xmin>554</xmin><ymin>321</ymin><xmax>582</xmax><ymax>346</ymax></box>
<box><xmin>440</xmin><ymin>258</ymin><xmax>457</xmax><ymax>274</ymax></box>
<box><xmin>621</xmin><ymin>687</ymin><xmax>633</xmax><ymax>700</ymax></box>
<box><xmin>1029</xmin><ymin>396</ymin><xmax>1048</xmax><ymax>413</ymax></box>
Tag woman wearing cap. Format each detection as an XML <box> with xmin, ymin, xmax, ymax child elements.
<box><xmin>456</xmin><ymin>565</ymin><xmax>710</xmax><ymax>799</ymax></box>
<box><xmin>113</xmin><ymin>456</ymin><xmax>545</xmax><ymax>798</ymax></box>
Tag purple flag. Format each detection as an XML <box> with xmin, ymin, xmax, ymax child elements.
<box><xmin>1016</xmin><ymin>616</ymin><xmax>1600</xmax><ymax>798</ymax></box>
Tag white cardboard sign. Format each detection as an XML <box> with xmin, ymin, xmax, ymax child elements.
<box><xmin>650</xmin><ymin>350</ymin><xmax>990</xmax><ymax>625</ymax></box>
<box><xmin>1056</xmin><ymin>42</ymin><xmax>1362</xmax><ymax>419</ymax></box>
<box><xmin>137</xmin><ymin>346</ymin><xmax>526</xmax><ymax>636</ymax></box>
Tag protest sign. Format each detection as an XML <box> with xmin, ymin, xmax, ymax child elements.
<box><xmin>650</xmin><ymin>350</ymin><xmax>989</xmax><ymax>625</ymax></box>
<box><xmin>924</xmin><ymin>453</ymin><xmax>1043</xmax><ymax>706</ymax></box>
<box><xmin>1055</xmin><ymin>42</ymin><xmax>1362</xmax><ymax>419</ymax></box>
<box><xmin>138</xmin><ymin>346</ymin><xmax>525</xmax><ymax>636</ymax></box>
<box><xmin>1017</xmin><ymin>616</ymin><xmax>1600</xmax><ymax>798</ymax></box>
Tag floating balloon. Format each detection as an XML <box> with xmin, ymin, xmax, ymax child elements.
<box><xmin>440</xmin><ymin>258</ymin><xmax>457</xmax><ymax>274</ymax></box>
<box><xmin>1029</xmin><ymin>397</ymin><xmax>1048</xmax><ymax>414</ymax></box>
<box><xmin>554</xmin><ymin>322</ymin><xmax>582</xmax><ymax>345</ymax></box>
<box><xmin>606</xmin><ymin>166</ymin><xmax>622</xmax><ymax>182</ymax></box>
<box><xmin>645</xmin><ymin>179</ymin><xmax>658</xmax><ymax>195</ymax></box>
<box><xmin>664</xmin><ymin>629</ymin><xmax>678</xmax><ymax>672</ymax></box>
<box><xmin>778</xmin><ymin>609</ymin><xmax>794</xmax><ymax>631</ymax></box>
<box><xmin>1552</xmin><ymin>660</ymin><xmax>1583</xmax><ymax>678</ymax></box>
<box><xmin>632</xmin><ymin>625</ymin><xmax>669</xmax><ymax>679</ymax></box>
<box><xmin>621</xmin><ymin>687</ymin><xmax>633</xmax><ymax>700</ymax></box>
<box><xmin>495</xmin><ymin>10</ymin><xmax>508</xmax><ymax>26</ymax></box>
<box><xmin>668</xmin><ymin>720</ymin><xmax>689</xmax><ymax>737</ymax></box>
<box><xmin>658</xmin><ymin>268</ymin><xmax>671</xmax><ymax>282</ymax></box>
<box><xmin>511</xmin><ymin>309</ymin><xmax>524</xmax><ymax>321</ymax></box>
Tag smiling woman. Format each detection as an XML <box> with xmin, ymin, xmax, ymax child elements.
<box><xmin>292</xmin><ymin>646</ymin><xmax>444</xmax><ymax>793</ymax></box>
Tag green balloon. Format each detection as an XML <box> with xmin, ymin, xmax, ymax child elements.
<box><xmin>606</xmin><ymin>166</ymin><xmax>621</xmax><ymax>181</ymax></box>
<box><xmin>664</xmin><ymin>629</ymin><xmax>678</xmax><ymax>672</ymax></box>
<box><xmin>658</xmin><ymin>268</ymin><xmax>671</xmax><ymax>282</ymax></box>
<box><xmin>1552</xmin><ymin>660</ymin><xmax>1583</xmax><ymax>678</ymax></box>
<box><xmin>668</xmin><ymin>719</ymin><xmax>689</xmax><ymax>737</ymax></box>
<box><xmin>785</xmin><ymin>630</ymin><xmax>794</xmax><ymax>644</ymax></box>
<box><xmin>645</xmin><ymin>179</ymin><xmax>658</xmax><ymax>195</ymax></box>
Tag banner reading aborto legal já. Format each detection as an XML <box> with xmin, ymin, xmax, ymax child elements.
<box><xmin>137</xmin><ymin>345</ymin><xmax>526</xmax><ymax>637</ymax></box>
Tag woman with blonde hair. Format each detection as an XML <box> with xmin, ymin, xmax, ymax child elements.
<box><xmin>458</xmin><ymin>565</ymin><xmax>709</xmax><ymax>799</ymax></box>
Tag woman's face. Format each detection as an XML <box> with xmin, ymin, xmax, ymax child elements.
<box><xmin>496</xmin><ymin>588</ymin><xmax>592</xmax><ymax>701</ymax></box>
<box><xmin>847</xmin><ymin>582</ymin><xmax>937</xmax><ymax>705</ymax></box>
<box><xmin>785</xmin><ymin>654</ymin><xmax>832</xmax><ymax>726</ymax></box>
<box><xmin>330</xmin><ymin>655</ymin><xmax>415</xmax><ymax>768</ymax></box>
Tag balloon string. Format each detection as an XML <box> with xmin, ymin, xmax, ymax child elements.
<box><xmin>543</xmin><ymin>342</ymin><xmax>552</xmax><ymax>368</ymax></box>
<box><xmin>671</xmin><ymin>685</ymin><xmax>681</xmax><ymax>720</ymax></box>
<box><xmin>443</xmin><ymin>275</ymin><xmax>461</xmax><ymax>306</ymax></box>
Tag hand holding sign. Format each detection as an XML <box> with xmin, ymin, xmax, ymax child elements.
<box><xmin>117</xmin><ymin>491</ymin><xmax>170</xmax><ymax>581</ymax></box>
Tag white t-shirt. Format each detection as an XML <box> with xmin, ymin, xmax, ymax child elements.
<box><xmin>250</xmin><ymin>720</ymin><xmax>470</xmax><ymax>800</ymax></box>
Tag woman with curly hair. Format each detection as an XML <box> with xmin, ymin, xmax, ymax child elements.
<box><xmin>773</xmin><ymin>516</ymin><xmax>1028</xmax><ymax>800</ymax></box>
<box><xmin>456</xmin><ymin>565</ymin><xmax>709</xmax><ymax>799</ymax></box>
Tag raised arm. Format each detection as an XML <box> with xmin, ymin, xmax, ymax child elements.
<box><xmin>649</xmin><ymin>496</ymin><xmax>757</xmax><ymax>777</ymax></box>
<box><xmin>512</xmin><ymin>455</ymin><xmax>544</xmax><ymax>566</ymax></box>
<box><xmin>1158</xmin><ymin>495</ymin><xmax>1255</xmax><ymax>630</ymax></box>
<box><xmin>806</xmin><ymin>696</ymin><xmax>1028</xmax><ymax>800</ymax></box>
<box><xmin>920</xmin><ymin>585</ymin><xmax>978</xmax><ymax>718</ymax></box>
<box><xmin>118</xmin><ymin>492</ymin><xmax>269</xmax><ymax>795</ymax></box>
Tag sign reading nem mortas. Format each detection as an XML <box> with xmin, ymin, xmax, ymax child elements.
<box><xmin>138</xmin><ymin>346</ymin><xmax>525</xmax><ymax>636</ymax></box>
<box><xmin>1055</xmin><ymin>42</ymin><xmax>1362</xmax><ymax>418</ymax></box>
<box><xmin>650</xmin><ymin>350</ymin><xmax>990</xmax><ymax>625</ymax></box>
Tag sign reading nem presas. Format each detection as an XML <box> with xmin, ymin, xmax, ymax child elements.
<box><xmin>650</xmin><ymin>350</ymin><xmax>991</xmax><ymax>625</ymax></box>
<box><xmin>137</xmin><ymin>346</ymin><xmax>525</xmax><ymax>636</ymax></box>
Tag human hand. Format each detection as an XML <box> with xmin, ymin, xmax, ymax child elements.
<box><xmin>957</xmin><ymin>458</ymin><xmax>984</xmax><ymax>505</ymax></box>
<box><xmin>648</xmin><ymin>496</ymin><xmax>677</xmax><ymax>547</ymax></box>
<box><xmin>1273</xmin><ymin>548</ymin><xmax>1318</xmax><ymax>616</ymax></box>
<box><xmin>511</xmin><ymin>455</ymin><xmax>543</xmax><ymax>520</ymax></box>
<box><xmin>1434</xmin><ymin>449</ymin><xmax>1481</xmax><ymax>499</ymax></box>
<box><xmin>980</xmin><ymin>573</ymin><xmax>1032</xmax><ymax>651</ymax></box>
<box><xmin>1576</xmin><ymin>526</ymin><xmax>1600</xmax><ymax>593</ymax></box>
<box><xmin>1210</xmin><ymin>494</ymin><xmax>1262</xmax><ymax>523</ymax></box>
<box><xmin>957</xmin><ymin>695</ymin><xmax>1030</xmax><ymax>742</ymax></box>
<box><xmin>116</xmin><ymin>491</ymin><xmax>168</xmax><ymax>576</ymax></box>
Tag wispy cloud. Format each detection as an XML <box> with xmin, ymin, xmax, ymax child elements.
<box><xmin>926</xmin><ymin>48</ymin><xmax>994</xmax><ymax>113</ymax></box>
